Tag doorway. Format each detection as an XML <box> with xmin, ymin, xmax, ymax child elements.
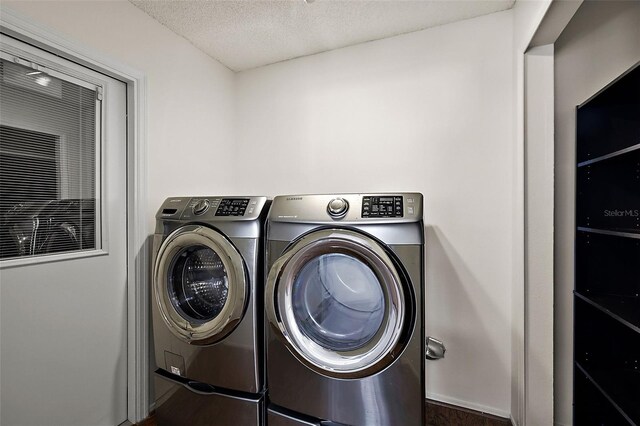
<box><xmin>0</xmin><ymin>33</ymin><xmax>136</xmax><ymax>425</ymax></box>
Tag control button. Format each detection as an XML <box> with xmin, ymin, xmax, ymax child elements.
<box><xmin>193</xmin><ymin>199</ymin><xmax>210</xmax><ymax>215</ymax></box>
<box><xmin>407</xmin><ymin>198</ymin><xmax>414</xmax><ymax>204</ymax></box>
<box><xmin>327</xmin><ymin>198</ymin><xmax>349</xmax><ymax>218</ymax></box>
<box><xmin>408</xmin><ymin>206</ymin><xmax>414</xmax><ymax>215</ymax></box>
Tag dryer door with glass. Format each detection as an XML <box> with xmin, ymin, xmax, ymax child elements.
<box><xmin>266</xmin><ymin>228</ymin><xmax>415</xmax><ymax>379</ymax></box>
<box><xmin>154</xmin><ymin>224</ymin><xmax>247</xmax><ymax>346</ymax></box>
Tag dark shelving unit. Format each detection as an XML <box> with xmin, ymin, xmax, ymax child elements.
<box><xmin>573</xmin><ymin>63</ymin><xmax>640</xmax><ymax>426</ymax></box>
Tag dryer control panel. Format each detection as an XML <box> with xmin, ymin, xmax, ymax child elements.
<box><xmin>268</xmin><ymin>193</ymin><xmax>422</xmax><ymax>224</ymax></box>
<box><xmin>362</xmin><ymin>196</ymin><xmax>403</xmax><ymax>218</ymax></box>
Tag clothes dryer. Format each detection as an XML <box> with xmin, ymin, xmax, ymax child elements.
<box><xmin>151</xmin><ymin>196</ymin><xmax>270</xmax><ymax>426</ymax></box>
<box><xmin>265</xmin><ymin>193</ymin><xmax>426</xmax><ymax>426</ymax></box>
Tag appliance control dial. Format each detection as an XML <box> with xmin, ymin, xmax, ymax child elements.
<box><xmin>193</xmin><ymin>199</ymin><xmax>210</xmax><ymax>215</ymax></box>
<box><xmin>327</xmin><ymin>198</ymin><xmax>349</xmax><ymax>218</ymax></box>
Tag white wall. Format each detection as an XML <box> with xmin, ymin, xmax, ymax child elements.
<box><xmin>2</xmin><ymin>0</ymin><xmax>236</xmax><ymax>233</ymax></box>
<box><xmin>233</xmin><ymin>11</ymin><xmax>514</xmax><ymax>416</ymax></box>
<box><xmin>554</xmin><ymin>2</ymin><xmax>640</xmax><ymax>425</ymax></box>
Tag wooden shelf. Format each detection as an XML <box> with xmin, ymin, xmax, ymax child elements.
<box><xmin>575</xmin><ymin>362</ymin><xmax>637</xmax><ymax>426</ymax></box>
<box><xmin>575</xmin><ymin>292</ymin><xmax>640</xmax><ymax>334</ymax></box>
<box><xmin>576</xmin><ymin>62</ymin><xmax>640</xmax><ymax>162</ymax></box>
<box><xmin>577</xmin><ymin>227</ymin><xmax>640</xmax><ymax>240</ymax></box>
<box><xmin>578</xmin><ymin>142</ymin><xmax>640</xmax><ymax>167</ymax></box>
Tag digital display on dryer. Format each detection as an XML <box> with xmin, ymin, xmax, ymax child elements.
<box><xmin>362</xmin><ymin>196</ymin><xmax>403</xmax><ymax>218</ymax></box>
<box><xmin>215</xmin><ymin>198</ymin><xmax>250</xmax><ymax>216</ymax></box>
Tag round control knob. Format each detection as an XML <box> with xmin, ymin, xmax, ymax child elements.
<box><xmin>327</xmin><ymin>198</ymin><xmax>349</xmax><ymax>218</ymax></box>
<box><xmin>193</xmin><ymin>199</ymin><xmax>210</xmax><ymax>215</ymax></box>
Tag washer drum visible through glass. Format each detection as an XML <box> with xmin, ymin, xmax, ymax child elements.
<box><xmin>154</xmin><ymin>225</ymin><xmax>248</xmax><ymax>345</ymax></box>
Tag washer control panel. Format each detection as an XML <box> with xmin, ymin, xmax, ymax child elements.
<box><xmin>215</xmin><ymin>198</ymin><xmax>250</xmax><ymax>216</ymax></box>
<box><xmin>362</xmin><ymin>196</ymin><xmax>403</xmax><ymax>218</ymax></box>
<box><xmin>155</xmin><ymin>196</ymin><xmax>268</xmax><ymax>222</ymax></box>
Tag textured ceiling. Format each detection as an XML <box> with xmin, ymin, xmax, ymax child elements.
<box><xmin>130</xmin><ymin>0</ymin><xmax>515</xmax><ymax>72</ymax></box>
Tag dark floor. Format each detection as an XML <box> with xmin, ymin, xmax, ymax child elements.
<box><xmin>140</xmin><ymin>399</ymin><xmax>512</xmax><ymax>426</ymax></box>
<box><xmin>425</xmin><ymin>399</ymin><xmax>511</xmax><ymax>426</ymax></box>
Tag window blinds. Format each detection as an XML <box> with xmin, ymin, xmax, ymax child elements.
<box><xmin>0</xmin><ymin>55</ymin><xmax>101</xmax><ymax>261</ymax></box>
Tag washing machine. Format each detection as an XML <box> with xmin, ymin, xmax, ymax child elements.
<box><xmin>151</xmin><ymin>196</ymin><xmax>270</xmax><ymax>426</ymax></box>
<box><xmin>265</xmin><ymin>193</ymin><xmax>427</xmax><ymax>426</ymax></box>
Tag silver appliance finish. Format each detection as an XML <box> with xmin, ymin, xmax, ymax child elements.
<box><xmin>151</xmin><ymin>196</ymin><xmax>269</xmax><ymax>416</ymax></box>
<box><xmin>267</xmin><ymin>406</ymin><xmax>323</xmax><ymax>426</ymax></box>
<box><xmin>265</xmin><ymin>193</ymin><xmax>425</xmax><ymax>426</ymax></box>
<box><xmin>155</xmin><ymin>373</ymin><xmax>264</xmax><ymax>426</ymax></box>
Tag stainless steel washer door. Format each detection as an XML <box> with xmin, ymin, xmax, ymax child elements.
<box><xmin>266</xmin><ymin>228</ymin><xmax>414</xmax><ymax>379</ymax></box>
<box><xmin>154</xmin><ymin>225</ymin><xmax>247</xmax><ymax>345</ymax></box>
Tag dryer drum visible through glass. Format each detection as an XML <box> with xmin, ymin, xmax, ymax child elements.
<box><xmin>154</xmin><ymin>224</ymin><xmax>248</xmax><ymax>346</ymax></box>
<box><xmin>265</xmin><ymin>228</ymin><xmax>415</xmax><ymax>379</ymax></box>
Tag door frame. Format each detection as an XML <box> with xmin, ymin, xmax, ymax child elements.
<box><xmin>0</xmin><ymin>8</ymin><xmax>149</xmax><ymax>423</ymax></box>
<box><xmin>513</xmin><ymin>2</ymin><xmax>583</xmax><ymax>425</ymax></box>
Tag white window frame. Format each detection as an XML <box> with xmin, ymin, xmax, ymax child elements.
<box><xmin>0</xmin><ymin>45</ymin><xmax>107</xmax><ymax>267</ymax></box>
<box><xmin>0</xmin><ymin>9</ymin><xmax>149</xmax><ymax>423</ymax></box>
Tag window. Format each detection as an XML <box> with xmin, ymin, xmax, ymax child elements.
<box><xmin>0</xmin><ymin>51</ymin><xmax>101</xmax><ymax>261</ymax></box>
